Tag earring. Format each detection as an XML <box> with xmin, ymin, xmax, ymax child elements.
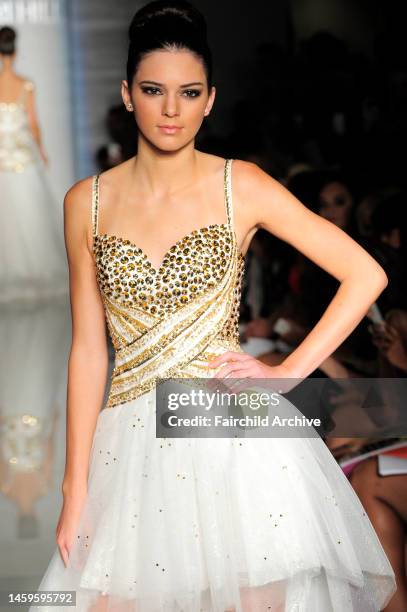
<box><xmin>127</xmin><ymin>103</ymin><xmax>133</xmax><ymax>111</ymax></box>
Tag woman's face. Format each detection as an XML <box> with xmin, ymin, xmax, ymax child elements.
<box><xmin>122</xmin><ymin>48</ymin><xmax>215</xmax><ymax>152</ymax></box>
<box><xmin>318</xmin><ymin>181</ymin><xmax>354</xmax><ymax>230</ymax></box>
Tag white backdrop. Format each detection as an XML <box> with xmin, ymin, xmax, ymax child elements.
<box><xmin>0</xmin><ymin>0</ymin><xmax>75</xmax><ymax>221</ymax></box>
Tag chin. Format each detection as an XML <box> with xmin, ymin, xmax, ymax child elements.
<box><xmin>149</xmin><ymin>135</ymin><xmax>193</xmax><ymax>153</ymax></box>
<box><xmin>153</xmin><ymin>142</ymin><xmax>186</xmax><ymax>153</ymax></box>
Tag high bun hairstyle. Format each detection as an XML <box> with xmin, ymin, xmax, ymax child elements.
<box><xmin>0</xmin><ymin>26</ymin><xmax>16</xmax><ymax>56</ymax></box>
<box><xmin>126</xmin><ymin>0</ymin><xmax>212</xmax><ymax>90</ymax></box>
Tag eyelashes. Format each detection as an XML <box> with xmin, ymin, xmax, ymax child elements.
<box><xmin>140</xmin><ymin>86</ymin><xmax>202</xmax><ymax>98</ymax></box>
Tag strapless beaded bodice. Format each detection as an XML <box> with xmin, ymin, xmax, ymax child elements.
<box><xmin>0</xmin><ymin>81</ymin><xmax>37</xmax><ymax>173</ymax></box>
<box><xmin>92</xmin><ymin>159</ymin><xmax>245</xmax><ymax>408</ymax></box>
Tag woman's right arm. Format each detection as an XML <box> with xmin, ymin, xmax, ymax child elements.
<box><xmin>56</xmin><ymin>178</ymin><xmax>109</xmax><ymax>565</ymax></box>
<box><xmin>25</xmin><ymin>82</ymin><xmax>48</xmax><ymax>165</ymax></box>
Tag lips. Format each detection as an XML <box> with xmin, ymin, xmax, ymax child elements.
<box><xmin>157</xmin><ymin>125</ymin><xmax>183</xmax><ymax>134</ymax></box>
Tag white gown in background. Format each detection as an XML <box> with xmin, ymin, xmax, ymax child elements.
<box><xmin>0</xmin><ymin>80</ymin><xmax>68</xmax><ymax>304</ymax></box>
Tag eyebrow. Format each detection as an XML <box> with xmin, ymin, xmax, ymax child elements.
<box><xmin>138</xmin><ymin>80</ymin><xmax>204</xmax><ymax>87</ymax></box>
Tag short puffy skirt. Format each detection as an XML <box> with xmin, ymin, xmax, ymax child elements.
<box><xmin>30</xmin><ymin>386</ymin><xmax>397</xmax><ymax>611</ymax></box>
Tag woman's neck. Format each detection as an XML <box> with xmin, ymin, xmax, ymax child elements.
<box><xmin>130</xmin><ymin>137</ymin><xmax>201</xmax><ymax>198</ymax></box>
<box><xmin>0</xmin><ymin>55</ymin><xmax>15</xmax><ymax>74</ymax></box>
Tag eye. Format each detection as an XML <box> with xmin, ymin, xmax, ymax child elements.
<box><xmin>181</xmin><ymin>89</ymin><xmax>201</xmax><ymax>98</ymax></box>
<box><xmin>141</xmin><ymin>86</ymin><xmax>162</xmax><ymax>95</ymax></box>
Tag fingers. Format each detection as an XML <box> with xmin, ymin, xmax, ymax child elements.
<box><xmin>58</xmin><ymin>542</ymin><xmax>69</xmax><ymax>567</ymax></box>
<box><xmin>222</xmin><ymin>368</ymin><xmax>253</xmax><ymax>380</ymax></box>
<box><xmin>214</xmin><ymin>361</ymin><xmax>253</xmax><ymax>379</ymax></box>
<box><xmin>208</xmin><ymin>351</ymin><xmax>252</xmax><ymax>369</ymax></box>
<box><xmin>224</xmin><ymin>377</ymin><xmax>256</xmax><ymax>393</ymax></box>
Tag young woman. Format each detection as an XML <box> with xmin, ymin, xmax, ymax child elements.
<box><xmin>31</xmin><ymin>2</ymin><xmax>397</xmax><ymax>610</ymax></box>
<box><xmin>0</xmin><ymin>26</ymin><xmax>67</xmax><ymax>303</ymax></box>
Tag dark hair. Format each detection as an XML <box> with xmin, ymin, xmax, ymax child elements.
<box><xmin>317</xmin><ymin>169</ymin><xmax>357</xmax><ymax>202</ymax></box>
<box><xmin>126</xmin><ymin>0</ymin><xmax>212</xmax><ymax>90</ymax></box>
<box><xmin>309</xmin><ymin>168</ymin><xmax>361</xmax><ymax>240</ymax></box>
<box><xmin>0</xmin><ymin>26</ymin><xmax>16</xmax><ymax>55</ymax></box>
<box><xmin>287</xmin><ymin>170</ymin><xmax>325</xmax><ymax>211</ymax></box>
<box><xmin>371</xmin><ymin>192</ymin><xmax>406</xmax><ymax>239</ymax></box>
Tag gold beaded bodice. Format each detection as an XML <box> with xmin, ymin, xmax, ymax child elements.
<box><xmin>0</xmin><ymin>81</ymin><xmax>37</xmax><ymax>173</ymax></box>
<box><xmin>92</xmin><ymin>159</ymin><xmax>245</xmax><ymax>407</ymax></box>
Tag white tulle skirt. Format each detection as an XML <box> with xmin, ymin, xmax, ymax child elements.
<box><xmin>0</xmin><ymin>162</ymin><xmax>68</xmax><ymax>304</ymax></box>
<box><xmin>30</xmin><ymin>386</ymin><xmax>397</xmax><ymax>612</ymax></box>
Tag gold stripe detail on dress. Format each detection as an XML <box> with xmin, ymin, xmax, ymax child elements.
<box><xmin>110</xmin><ymin>261</ymin><xmax>236</xmax><ymax>388</ymax></box>
<box><xmin>224</xmin><ymin>158</ymin><xmax>234</xmax><ymax>228</ymax></box>
<box><xmin>111</xmin><ymin>225</ymin><xmax>236</xmax><ymax>363</ymax></box>
<box><xmin>112</xmin><ymin>300</ymin><xmax>214</xmax><ymax>377</ymax></box>
<box><xmin>91</xmin><ymin>174</ymin><xmax>100</xmax><ymax>238</ymax></box>
<box><xmin>112</xmin><ymin>238</ymin><xmax>235</xmax><ymax>370</ymax></box>
<box><xmin>102</xmin><ymin>294</ymin><xmax>144</xmax><ymax>349</ymax></box>
<box><xmin>102</xmin><ymin>293</ymin><xmax>150</xmax><ymax>334</ymax></box>
<box><xmin>110</xmin><ymin>291</ymin><xmax>232</xmax><ymax>390</ymax></box>
<box><xmin>105</xmin><ymin>158</ymin><xmax>241</xmax><ymax>407</ymax></box>
<box><xmin>91</xmin><ymin>158</ymin><xmax>244</xmax><ymax>408</ymax></box>
<box><xmin>107</xmin><ymin>233</ymin><xmax>242</xmax><ymax>406</ymax></box>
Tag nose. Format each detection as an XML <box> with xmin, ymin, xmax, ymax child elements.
<box><xmin>162</xmin><ymin>92</ymin><xmax>179</xmax><ymax>118</ymax></box>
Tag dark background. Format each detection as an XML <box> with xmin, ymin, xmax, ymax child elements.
<box><xmin>68</xmin><ymin>0</ymin><xmax>407</xmax><ymax>192</ymax></box>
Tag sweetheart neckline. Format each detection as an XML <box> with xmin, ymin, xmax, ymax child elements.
<box><xmin>93</xmin><ymin>222</ymin><xmax>245</xmax><ymax>274</ymax></box>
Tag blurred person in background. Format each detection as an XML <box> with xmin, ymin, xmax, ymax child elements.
<box><xmin>348</xmin><ymin>453</ymin><xmax>407</xmax><ymax>612</ymax></box>
<box><xmin>372</xmin><ymin>307</ymin><xmax>407</xmax><ymax>376</ymax></box>
<box><xmin>245</xmin><ymin>169</ymin><xmax>376</xmax><ymax>377</ymax></box>
<box><xmin>367</xmin><ymin>192</ymin><xmax>407</xmax><ymax>313</ymax></box>
<box><xmin>240</xmin><ymin>166</ymin><xmax>318</xmax><ymax>343</ymax></box>
<box><xmin>95</xmin><ymin>104</ymin><xmax>138</xmax><ymax>171</ymax></box>
<box><xmin>0</xmin><ymin>26</ymin><xmax>67</xmax><ymax>304</ymax></box>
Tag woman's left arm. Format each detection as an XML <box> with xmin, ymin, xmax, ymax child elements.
<box><xmin>209</xmin><ymin>161</ymin><xmax>388</xmax><ymax>379</ymax></box>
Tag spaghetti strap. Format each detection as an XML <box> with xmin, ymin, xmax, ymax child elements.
<box><xmin>224</xmin><ymin>158</ymin><xmax>234</xmax><ymax>229</ymax></box>
<box><xmin>91</xmin><ymin>174</ymin><xmax>100</xmax><ymax>237</ymax></box>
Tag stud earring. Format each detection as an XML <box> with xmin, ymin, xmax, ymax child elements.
<box><xmin>127</xmin><ymin>103</ymin><xmax>133</xmax><ymax>111</ymax></box>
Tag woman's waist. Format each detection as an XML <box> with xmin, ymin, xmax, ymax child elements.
<box><xmin>107</xmin><ymin>337</ymin><xmax>243</xmax><ymax>408</ymax></box>
<box><xmin>180</xmin><ymin>337</ymin><xmax>243</xmax><ymax>377</ymax></box>
<box><xmin>113</xmin><ymin>336</ymin><xmax>242</xmax><ymax>377</ymax></box>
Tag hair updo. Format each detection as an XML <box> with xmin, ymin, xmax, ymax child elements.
<box><xmin>126</xmin><ymin>0</ymin><xmax>212</xmax><ymax>90</ymax></box>
<box><xmin>0</xmin><ymin>26</ymin><xmax>16</xmax><ymax>56</ymax></box>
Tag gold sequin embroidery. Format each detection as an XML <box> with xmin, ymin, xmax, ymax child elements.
<box><xmin>91</xmin><ymin>159</ymin><xmax>246</xmax><ymax>407</ymax></box>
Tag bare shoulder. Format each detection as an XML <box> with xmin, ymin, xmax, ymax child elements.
<box><xmin>23</xmin><ymin>78</ymin><xmax>35</xmax><ymax>90</ymax></box>
<box><xmin>64</xmin><ymin>175</ymin><xmax>94</xmax><ymax>211</ymax></box>
<box><xmin>92</xmin><ymin>157</ymin><xmax>136</xmax><ymax>198</ymax></box>
<box><xmin>63</xmin><ymin>176</ymin><xmax>95</xmax><ymax>251</ymax></box>
<box><xmin>229</xmin><ymin>159</ymin><xmax>285</xmax><ymax>227</ymax></box>
<box><xmin>231</xmin><ymin>158</ymin><xmax>280</xmax><ymax>195</ymax></box>
<box><xmin>16</xmin><ymin>74</ymin><xmax>35</xmax><ymax>90</ymax></box>
<box><xmin>196</xmin><ymin>151</ymin><xmax>227</xmax><ymax>177</ymax></box>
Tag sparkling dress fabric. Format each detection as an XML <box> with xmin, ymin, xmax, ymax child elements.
<box><xmin>0</xmin><ymin>81</ymin><xmax>68</xmax><ymax>304</ymax></box>
<box><xmin>30</xmin><ymin>160</ymin><xmax>397</xmax><ymax>611</ymax></box>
